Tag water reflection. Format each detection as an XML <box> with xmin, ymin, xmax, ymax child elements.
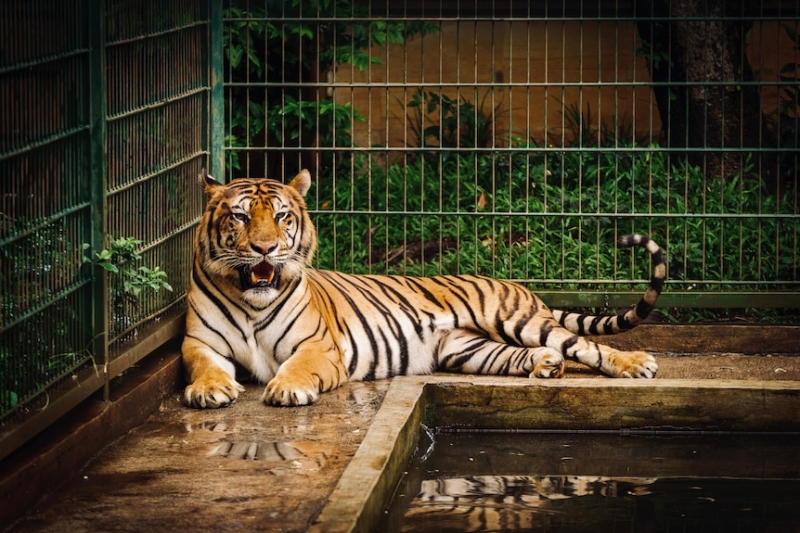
<box><xmin>399</xmin><ymin>475</ymin><xmax>655</xmax><ymax>532</ymax></box>
<box><xmin>206</xmin><ymin>440</ymin><xmax>330</xmax><ymax>468</ymax></box>
<box><xmin>379</xmin><ymin>430</ymin><xmax>800</xmax><ymax>532</ymax></box>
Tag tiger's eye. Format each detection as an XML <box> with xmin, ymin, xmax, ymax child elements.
<box><xmin>232</xmin><ymin>212</ymin><xmax>249</xmax><ymax>224</ymax></box>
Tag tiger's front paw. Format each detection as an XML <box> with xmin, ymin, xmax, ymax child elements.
<box><xmin>183</xmin><ymin>369</ymin><xmax>244</xmax><ymax>409</ymax></box>
<box><xmin>607</xmin><ymin>351</ymin><xmax>658</xmax><ymax>378</ymax></box>
<box><xmin>263</xmin><ymin>375</ymin><xmax>320</xmax><ymax>407</ymax></box>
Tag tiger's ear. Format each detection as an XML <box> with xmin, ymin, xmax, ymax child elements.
<box><xmin>288</xmin><ymin>169</ymin><xmax>311</xmax><ymax>197</ymax></box>
<box><xmin>199</xmin><ymin>168</ymin><xmax>223</xmax><ymax>195</ymax></box>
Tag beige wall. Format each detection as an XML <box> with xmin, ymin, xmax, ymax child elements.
<box><xmin>330</xmin><ymin>19</ymin><xmax>798</xmax><ymax>153</ymax></box>
<box><xmin>331</xmin><ymin>20</ymin><xmax>663</xmax><ymax>151</ymax></box>
<box><xmin>748</xmin><ymin>21</ymin><xmax>800</xmax><ymax>121</ymax></box>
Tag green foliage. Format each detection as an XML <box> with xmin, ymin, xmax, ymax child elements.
<box><xmin>1</xmin><ymin>226</ymin><xmax>174</xmax><ymax>418</ymax></box>
<box><xmin>220</xmin><ymin>10</ymin><xmax>797</xmax><ymax>322</ymax></box>
<box><xmin>556</xmin><ymin>101</ymin><xmax>641</xmax><ymax>147</ymax></box>
<box><xmin>406</xmin><ymin>89</ymin><xmax>504</xmax><ymax>150</ymax></box>
<box><xmin>83</xmin><ymin>237</ymin><xmax>173</xmax><ymax>301</ymax></box>
<box><xmin>266</xmin><ymin>95</ymin><xmax>365</xmax><ymax>148</ymax></box>
<box><xmin>224</xmin><ymin>0</ymin><xmax>437</xmax><ymax>172</ymax></box>
<box><xmin>0</xmin><ymin>218</ymin><xmax>88</xmax><ymax>417</ymax></box>
<box><xmin>310</xmin><ymin>96</ymin><xmax>798</xmax><ymax>323</ymax></box>
<box><xmin>635</xmin><ymin>37</ymin><xmax>672</xmax><ymax>71</ymax></box>
<box><xmin>0</xmin><ymin>217</ymin><xmax>74</xmax><ymax>321</ymax></box>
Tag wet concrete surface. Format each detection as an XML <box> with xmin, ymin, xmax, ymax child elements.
<box><xmin>5</xmin><ymin>353</ymin><xmax>800</xmax><ymax>533</ymax></box>
<box><xmin>5</xmin><ymin>377</ymin><xmax>392</xmax><ymax>533</ymax></box>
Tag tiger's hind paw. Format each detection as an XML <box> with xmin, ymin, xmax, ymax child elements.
<box><xmin>530</xmin><ymin>347</ymin><xmax>566</xmax><ymax>379</ymax></box>
<box><xmin>183</xmin><ymin>370</ymin><xmax>244</xmax><ymax>409</ymax></box>
<box><xmin>607</xmin><ymin>351</ymin><xmax>658</xmax><ymax>378</ymax></box>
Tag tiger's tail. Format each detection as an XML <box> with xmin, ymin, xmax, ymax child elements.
<box><xmin>552</xmin><ymin>234</ymin><xmax>665</xmax><ymax>336</ymax></box>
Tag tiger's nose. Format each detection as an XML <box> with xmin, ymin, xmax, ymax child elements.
<box><xmin>251</xmin><ymin>242</ymin><xmax>278</xmax><ymax>256</ymax></box>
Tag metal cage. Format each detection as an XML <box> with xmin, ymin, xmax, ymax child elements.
<box><xmin>222</xmin><ymin>0</ymin><xmax>799</xmax><ymax>313</ymax></box>
<box><xmin>0</xmin><ymin>0</ymin><xmax>221</xmax><ymax>456</ymax></box>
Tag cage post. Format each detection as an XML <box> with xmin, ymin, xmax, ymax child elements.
<box><xmin>208</xmin><ymin>0</ymin><xmax>225</xmax><ymax>180</ymax></box>
<box><xmin>88</xmin><ymin>0</ymin><xmax>109</xmax><ymax>401</ymax></box>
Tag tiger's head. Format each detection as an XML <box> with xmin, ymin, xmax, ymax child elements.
<box><xmin>195</xmin><ymin>169</ymin><xmax>316</xmax><ymax>303</ymax></box>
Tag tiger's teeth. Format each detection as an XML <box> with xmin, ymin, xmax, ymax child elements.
<box><xmin>248</xmin><ymin>263</ymin><xmax>275</xmax><ymax>285</ymax></box>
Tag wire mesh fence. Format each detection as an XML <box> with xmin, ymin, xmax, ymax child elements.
<box><xmin>222</xmin><ymin>0</ymin><xmax>799</xmax><ymax>317</ymax></box>
<box><xmin>0</xmin><ymin>0</ymin><xmax>219</xmax><ymax>454</ymax></box>
<box><xmin>1</xmin><ymin>1</ymin><xmax>95</xmax><ymax>433</ymax></box>
<box><xmin>104</xmin><ymin>0</ymin><xmax>212</xmax><ymax>344</ymax></box>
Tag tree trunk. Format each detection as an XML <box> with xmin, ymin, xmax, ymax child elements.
<box><xmin>637</xmin><ymin>0</ymin><xmax>765</xmax><ymax>180</ymax></box>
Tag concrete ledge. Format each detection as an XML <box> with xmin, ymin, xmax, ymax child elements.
<box><xmin>309</xmin><ymin>378</ymin><xmax>426</xmax><ymax>533</ymax></box>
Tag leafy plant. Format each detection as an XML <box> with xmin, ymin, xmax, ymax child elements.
<box><xmin>406</xmin><ymin>89</ymin><xmax>505</xmax><ymax>151</ymax></box>
<box><xmin>266</xmin><ymin>95</ymin><xmax>365</xmax><ymax>149</ymax></box>
<box><xmin>1</xmin><ymin>218</ymin><xmax>75</xmax><ymax>320</ymax></box>
<box><xmin>635</xmin><ymin>37</ymin><xmax>672</xmax><ymax>72</ymax></box>
<box><xmin>83</xmin><ymin>237</ymin><xmax>173</xmax><ymax>301</ymax></box>
<box><xmin>220</xmin><ymin>11</ymin><xmax>797</xmax><ymax>323</ymax></box>
<box><xmin>555</xmin><ymin>101</ymin><xmax>643</xmax><ymax>148</ymax></box>
<box><xmin>1</xmin><ymin>219</ymin><xmax>89</xmax><ymax>418</ymax></box>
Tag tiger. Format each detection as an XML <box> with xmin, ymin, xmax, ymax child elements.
<box><xmin>182</xmin><ymin>169</ymin><xmax>664</xmax><ymax>408</ymax></box>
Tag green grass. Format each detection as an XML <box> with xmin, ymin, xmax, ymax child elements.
<box><xmin>309</xmin><ymin>142</ymin><xmax>798</xmax><ymax>322</ymax></box>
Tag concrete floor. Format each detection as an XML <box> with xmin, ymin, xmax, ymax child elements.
<box><xmin>5</xmin><ymin>352</ymin><xmax>800</xmax><ymax>533</ymax></box>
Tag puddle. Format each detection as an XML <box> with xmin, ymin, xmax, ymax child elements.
<box><xmin>345</xmin><ymin>381</ymin><xmax>390</xmax><ymax>406</ymax></box>
<box><xmin>206</xmin><ymin>439</ymin><xmax>331</xmax><ymax>467</ymax></box>
<box><xmin>378</xmin><ymin>430</ymin><xmax>800</xmax><ymax>532</ymax></box>
<box><xmin>185</xmin><ymin>421</ymin><xmax>228</xmax><ymax>432</ymax></box>
<box><xmin>207</xmin><ymin>440</ymin><xmax>304</xmax><ymax>461</ymax></box>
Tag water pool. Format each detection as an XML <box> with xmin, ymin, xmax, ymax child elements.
<box><xmin>379</xmin><ymin>430</ymin><xmax>800</xmax><ymax>532</ymax></box>
<box><xmin>310</xmin><ymin>376</ymin><xmax>800</xmax><ymax>533</ymax></box>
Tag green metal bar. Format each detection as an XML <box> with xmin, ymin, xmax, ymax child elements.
<box><xmin>224</xmin><ymin>80</ymin><xmax>790</xmax><ymax>89</ymax></box>
<box><xmin>105</xmin><ymin>151</ymin><xmax>207</xmax><ymax>196</ymax></box>
<box><xmin>0</xmin><ymin>202</ymin><xmax>90</xmax><ymax>248</ymax></box>
<box><xmin>225</xmin><ymin>144</ymin><xmax>780</xmax><ymax>153</ymax></box>
<box><xmin>0</xmin><ymin>280</ymin><xmax>92</xmax><ymax>334</ymax></box>
<box><xmin>105</xmin><ymin>87</ymin><xmax>209</xmax><ymax>121</ymax></box>
<box><xmin>0</xmin><ymin>48</ymin><xmax>90</xmax><ymax>76</ymax></box>
<box><xmin>306</xmin><ymin>209</ymin><xmax>799</xmax><ymax>220</ymax></box>
<box><xmin>88</xmin><ymin>0</ymin><xmax>109</xmax><ymax>402</ymax></box>
<box><xmin>518</xmin><ymin>280</ymin><xmax>798</xmax><ymax>288</ymax></box>
<box><xmin>107</xmin><ymin>299</ymin><xmax>186</xmax><ymax>347</ymax></box>
<box><xmin>539</xmin><ymin>291</ymin><xmax>800</xmax><ymax>309</ymax></box>
<box><xmin>104</xmin><ymin>20</ymin><xmax>209</xmax><ymax>46</ymax></box>
<box><xmin>208</xmin><ymin>0</ymin><xmax>225</xmax><ymax>180</ymax></box>
<box><xmin>0</xmin><ymin>126</ymin><xmax>89</xmax><ymax>161</ymax></box>
<box><xmin>0</xmin><ymin>365</ymin><xmax>106</xmax><ymax>463</ymax></box>
<box><xmin>224</xmin><ymin>15</ymin><xmax>790</xmax><ymax>23</ymax></box>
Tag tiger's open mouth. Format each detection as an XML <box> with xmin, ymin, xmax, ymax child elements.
<box><xmin>239</xmin><ymin>261</ymin><xmax>281</xmax><ymax>290</ymax></box>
